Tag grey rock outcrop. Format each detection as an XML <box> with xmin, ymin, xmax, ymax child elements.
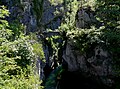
<box><xmin>76</xmin><ymin>8</ymin><xmax>97</xmax><ymax>28</ymax></box>
<box><xmin>63</xmin><ymin>41</ymin><xmax>115</xmax><ymax>86</ymax></box>
<box><xmin>2</xmin><ymin>0</ymin><xmax>37</xmax><ymax>33</ymax></box>
<box><xmin>2</xmin><ymin>0</ymin><xmax>63</xmax><ymax>32</ymax></box>
<box><xmin>41</xmin><ymin>0</ymin><xmax>63</xmax><ymax>30</ymax></box>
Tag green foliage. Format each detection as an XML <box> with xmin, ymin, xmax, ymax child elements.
<box><xmin>46</xmin><ymin>0</ymin><xmax>119</xmax><ymax>88</ymax></box>
<box><xmin>0</xmin><ymin>67</ymin><xmax>43</xmax><ymax>89</ymax></box>
<box><xmin>29</xmin><ymin>32</ymin><xmax>45</xmax><ymax>62</ymax></box>
<box><xmin>9</xmin><ymin>20</ymin><xmax>25</xmax><ymax>40</ymax></box>
<box><xmin>95</xmin><ymin>0</ymin><xmax>120</xmax><ymax>73</ymax></box>
<box><xmin>95</xmin><ymin>0</ymin><xmax>120</xmax><ymax>28</ymax></box>
<box><xmin>0</xmin><ymin>5</ymin><xmax>43</xmax><ymax>89</ymax></box>
<box><xmin>67</xmin><ymin>26</ymin><xmax>104</xmax><ymax>53</ymax></box>
<box><xmin>63</xmin><ymin>0</ymin><xmax>78</xmax><ymax>26</ymax></box>
<box><xmin>46</xmin><ymin>35</ymin><xmax>62</xmax><ymax>65</ymax></box>
<box><xmin>49</xmin><ymin>0</ymin><xmax>64</xmax><ymax>6</ymax></box>
<box><xmin>0</xmin><ymin>6</ymin><xmax>12</xmax><ymax>42</ymax></box>
<box><xmin>32</xmin><ymin>0</ymin><xmax>44</xmax><ymax>26</ymax></box>
<box><xmin>0</xmin><ymin>6</ymin><xmax>9</xmax><ymax>18</ymax></box>
<box><xmin>32</xmin><ymin>43</ymin><xmax>45</xmax><ymax>62</ymax></box>
<box><xmin>59</xmin><ymin>0</ymin><xmax>120</xmax><ymax>88</ymax></box>
<box><xmin>45</xmin><ymin>65</ymin><xmax>64</xmax><ymax>88</ymax></box>
<box><xmin>58</xmin><ymin>0</ymin><xmax>120</xmax><ymax>60</ymax></box>
<box><xmin>46</xmin><ymin>35</ymin><xmax>61</xmax><ymax>51</ymax></box>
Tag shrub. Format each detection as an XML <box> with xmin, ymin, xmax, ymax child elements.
<box><xmin>0</xmin><ymin>6</ymin><xmax>43</xmax><ymax>89</ymax></box>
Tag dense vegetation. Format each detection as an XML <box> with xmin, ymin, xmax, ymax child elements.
<box><xmin>0</xmin><ymin>0</ymin><xmax>120</xmax><ymax>89</ymax></box>
<box><xmin>47</xmin><ymin>0</ymin><xmax>120</xmax><ymax>67</ymax></box>
<box><xmin>45</xmin><ymin>0</ymin><xmax>120</xmax><ymax>88</ymax></box>
<box><xmin>0</xmin><ymin>6</ymin><xmax>43</xmax><ymax>89</ymax></box>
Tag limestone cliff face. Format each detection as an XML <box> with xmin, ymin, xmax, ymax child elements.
<box><xmin>2</xmin><ymin>0</ymin><xmax>62</xmax><ymax>33</ymax></box>
<box><xmin>1</xmin><ymin>0</ymin><xmax>37</xmax><ymax>33</ymax></box>
<box><xmin>75</xmin><ymin>7</ymin><xmax>98</xmax><ymax>28</ymax></box>
<box><xmin>41</xmin><ymin>0</ymin><xmax>63</xmax><ymax>30</ymax></box>
<box><xmin>2</xmin><ymin>0</ymin><xmax>117</xmax><ymax>88</ymax></box>
<box><xmin>63</xmin><ymin>7</ymin><xmax>115</xmax><ymax>87</ymax></box>
<box><xmin>63</xmin><ymin>40</ymin><xmax>115</xmax><ymax>86</ymax></box>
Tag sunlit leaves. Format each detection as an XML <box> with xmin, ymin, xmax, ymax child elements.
<box><xmin>32</xmin><ymin>42</ymin><xmax>45</xmax><ymax>61</ymax></box>
<box><xmin>0</xmin><ymin>5</ymin><xmax>43</xmax><ymax>89</ymax></box>
<box><xmin>49</xmin><ymin>0</ymin><xmax>64</xmax><ymax>6</ymax></box>
<box><xmin>0</xmin><ymin>6</ymin><xmax>9</xmax><ymax>18</ymax></box>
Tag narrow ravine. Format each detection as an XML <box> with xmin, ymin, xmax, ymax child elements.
<box><xmin>1</xmin><ymin>0</ymin><xmax>120</xmax><ymax>89</ymax></box>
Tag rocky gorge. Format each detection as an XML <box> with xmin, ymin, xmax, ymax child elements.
<box><xmin>1</xmin><ymin>0</ymin><xmax>120</xmax><ymax>89</ymax></box>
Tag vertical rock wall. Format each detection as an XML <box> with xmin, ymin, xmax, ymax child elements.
<box><xmin>41</xmin><ymin>0</ymin><xmax>63</xmax><ymax>30</ymax></box>
<box><xmin>1</xmin><ymin>0</ymin><xmax>37</xmax><ymax>33</ymax></box>
<box><xmin>63</xmin><ymin>40</ymin><xmax>115</xmax><ymax>86</ymax></box>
